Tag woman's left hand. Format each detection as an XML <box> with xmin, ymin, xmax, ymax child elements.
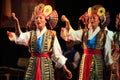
<box><xmin>63</xmin><ymin>65</ymin><xmax>72</xmax><ymax>79</ymax></box>
<box><xmin>65</xmin><ymin>68</ymin><xmax>72</xmax><ymax>79</ymax></box>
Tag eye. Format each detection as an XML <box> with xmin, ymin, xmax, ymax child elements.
<box><xmin>39</xmin><ymin>16</ymin><xmax>43</xmax><ymax>19</ymax></box>
<box><xmin>35</xmin><ymin>16</ymin><xmax>38</xmax><ymax>20</ymax></box>
<box><xmin>35</xmin><ymin>15</ymin><xmax>43</xmax><ymax>20</ymax></box>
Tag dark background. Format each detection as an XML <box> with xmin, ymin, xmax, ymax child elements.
<box><xmin>0</xmin><ymin>0</ymin><xmax>120</xmax><ymax>68</ymax></box>
<box><xmin>55</xmin><ymin>0</ymin><xmax>120</xmax><ymax>31</ymax></box>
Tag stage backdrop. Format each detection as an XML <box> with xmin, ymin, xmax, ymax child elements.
<box><xmin>1</xmin><ymin>0</ymin><xmax>55</xmax><ymax>28</ymax></box>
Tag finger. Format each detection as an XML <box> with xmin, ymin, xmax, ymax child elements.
<box><xmin>7</xmin><ymin>31</ymin><xmax>14</xmax><ymax>38</ymax></box>
<box><xmin>11</xmin><ymin>12</ymin><xmax>18</xmax><ymax>20</ymax></box>
<box><xmin>66</xmin><ymin>72</ymin><xmax>72</xmax><ymax>79</ymax></box>
<box><xmin>12</xmin><ymin>12</ymin><xmax>15</xmax><ymax>17</ymax></box>
<box><xmin>7</xmin><ymin>31</ymin><xmax>12</xmax><ymax>36</ymax></box>
<box><xmin>61</xmin><ymin>15</ymin><xmax>66</xmax><ymax>21</ymax></box>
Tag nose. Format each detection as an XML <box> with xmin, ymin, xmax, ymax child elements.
<box><xmin>90</xmin><ymin>17</ymin><xmax>94</xmax><ymax>21</ymax></box>
<box><xmin>90</xmin><ymin>18</ymin><xmax>95</xmax><ymax>23</ymax></box>
<box><xmin>36</xmin><ymin>17</ymin><xmax>40</xmax><ymax>21</ymax></box>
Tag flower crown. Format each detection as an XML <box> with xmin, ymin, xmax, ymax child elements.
<box><xmin>87</xmin><ymin>4</ymin><xmax>110</xmax><ymax>28</ymax></box>
<box><xmin>33</xmin><ymin>3</ymin><xmax>58</xmax><ymax>29</ymax></box>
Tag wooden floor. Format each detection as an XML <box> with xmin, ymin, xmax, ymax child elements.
<box><xmin>0</xmin><ymin>66</ymin><xmax>24</xmax><ymax>80</ymax></box>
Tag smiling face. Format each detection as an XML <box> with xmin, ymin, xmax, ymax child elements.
<box><xmin>34</xmin><ymin>14</ymin><xmax>47</xmax><ymax>30</ymax></box>
<box><xmin>88</xmin><ymin>13</ymin><xmax>100</xmax><ymax>29</ymax></box>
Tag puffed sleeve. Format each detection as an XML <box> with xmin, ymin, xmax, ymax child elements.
<box><xmin>61</xmin><ymin>25</ymin><xmax>83</xmax><ymax>41</ymax></box>
<box><xmin>68</xmin><ymin>27</ymin><xmax>83</xmax><ymax>41</ymax></box>
<box><xmin>15</xmin><ymin>32</ymin><xmax>30</xmax><ymax>46</ymax></box>
<box><xmin>51</xmin><ymin>36</ymin><xmax>67</xmax><ymax>68</ymax></box>
<box><xmin>104</xmin><ymin>33</ymin><xmax>113</xmax><ymax>65</ymax></box>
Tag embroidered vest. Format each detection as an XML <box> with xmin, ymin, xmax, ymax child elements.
<box><xmin>28</xmin><ymin>30</ymin><xmax>56</xmax><ymax>54</ymax></box>
<box><xmin>82</xmin><ymin>29</ymin><xmax>107</xmax><ymax>50</ymax></box>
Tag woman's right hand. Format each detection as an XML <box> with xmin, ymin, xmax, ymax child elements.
<box><xmin>61</xmin><ymin>15</ymin><xmax>71</xmax><ymax>30</ymax></box>
<box><xmin>61</xmin><ymin>15</ymin><xmax>69</xmax><ymax>23</ymax></box>
<box><xmin>6</xmin><ymin>31</ymin><xmax>16</xmax><ymax>42</ymax></box>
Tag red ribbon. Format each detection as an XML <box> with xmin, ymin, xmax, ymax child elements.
<box><xmin>31</xmin><ymin>53</ymin><xmax>50</xmax><ymax>80</ymax></box>
<box><xmin>84</xmin><ymin>48</ymin><xmax>101</xmax><ymax>54</ymax></box>
<box><xmin>31</xmin><ymin>53</ymin><xmax>50</xmax><ymax>58</ymax></box>
<box><xmin>83</xmin><ymin>49</ymin><xmax>101</xmax><ymax>80</ymax></box>
<box><xmin>114</xmin><ymin>50</ymin><xmax>120</xmax><ymax>54</ymax></box>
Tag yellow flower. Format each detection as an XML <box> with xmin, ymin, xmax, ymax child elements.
<box><xmin>43</xmin><ymin>5</ymin><xmax>53</xmax><ymax>16</ymax></box>
<box><xmin>88</xmin><ymin>7</ymin><xmax>92</xmax><ymax>16</ymax></box>
<box><xmin>97</xmin><ymin>7</ymin><xmax>106</xmax><ymax>17</ymax></box>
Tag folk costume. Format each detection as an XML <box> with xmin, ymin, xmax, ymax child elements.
<box><xmin>10</xmin><ymin>3</ymin><xmax>68</xmax><ymax>80</ymax></box>
<box><xmin>110</xmin><ymin>13</ymin><xmax>120</xmax><ymax>80</ymax></box>
<box><xmin>61</xmin><ymin>5</ymin><xmax>113</xmax><ymax>80</ymax></box>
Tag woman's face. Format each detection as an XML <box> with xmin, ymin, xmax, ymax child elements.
<box><xmin>34</xmin><ymin>14</ymin><xmax>46</xmax><ymax>30</ymax></box>
<box><xmin>89</xmin><ymin>14</ymin><xmax>100</xmax><ymax>29</ymax></box>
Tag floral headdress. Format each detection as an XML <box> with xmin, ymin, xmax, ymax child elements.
<box><xmin>87</xmin><ymin>4</ymin><xmax>110</xmax><ymax>29</ymax></box>
<box><xmin>27</xmin><ymin>3</ymin><xmax>58</xmax><ymax>30</ymax></box>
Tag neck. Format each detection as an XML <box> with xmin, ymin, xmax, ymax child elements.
<box><xmin>38</xmin><ymin>26</ymin><xmax>44</xmax><ymax>31</ymax></box>
<box><xmin>92</xmin><ymin>26</ymin><xmax>97</xmax><ymax>31</ymax></box>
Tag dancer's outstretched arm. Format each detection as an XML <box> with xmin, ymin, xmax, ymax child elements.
<box><xmin>12</xmin><ymin>12</ymin><xmax>22</xmax><ymax>36</ymax></box>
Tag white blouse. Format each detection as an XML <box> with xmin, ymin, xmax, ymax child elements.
<box><xmin>61</xmin><ymin>25</ymin><xmax>113</xmax><ymax>65</ymax></box>
<box><xmin>15</xmin><ymin>27</ymin><xmax>67</xmax><ymax>68</ymax></box>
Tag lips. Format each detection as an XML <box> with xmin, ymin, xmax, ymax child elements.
<box><xmin>37</xmin><ymin>21</ymin><xmax>41</xmax><ymax>24</ymax></box>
